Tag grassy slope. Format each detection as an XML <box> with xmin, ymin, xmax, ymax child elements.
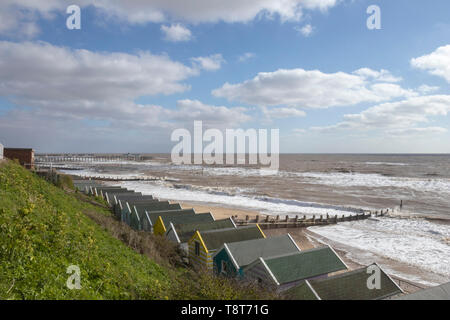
<box><xmin>0</xmin><ymin>160</ymin><xmax>169</xmax><ymax>299</ymax></box>
<box><xmin>0</xmin><ymin>160</ymin><xmax>277</xmax><ymax>300</ymax></box>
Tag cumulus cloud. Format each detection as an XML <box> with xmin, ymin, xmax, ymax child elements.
<box><xmin>212</xmin><ymin>68</ymin><xmax>415</xmax><ymax>109</ymax></box>
<box><xmin>191</xmin><ymin>54</ymin><xmax>225</xmax><ymax>71</ymax></box>
<box><xmin>173</xmin><ymin>99</ymin><xmax>251</xmax><ymax>127</ymax></box>
<box><xmin>0</xmin><ymin>0</ymin><xmax>340</xmax><ymax>37</ymax></box>
<box><xmin>0</xmin><ymin>41</ymin><xmax>242</xmax><ymax>131</ymax></box>
<box><xmin>353</xmin><ymin>68</ymin><xmax>402</xmax><ymax>83</ymax></box>
<box><xmin>0</xmin><ymin>41</ymin><xmax>196</xmax><ymax>104</ymax></box>
<box><xmin>312</xmin><ymin>95</ymin><xmax>450</xmax><ymax>135</ymax></box>
<box><xmin>417</xmin><ymin>84</ymin><xmax>440</xmax><ymax>94</ymax></box>
<box><xmin>161</xmin><ymin>23</ymin><xmax>192</xmax><ymax>42</ymax></box>
<box><xmin>411</xmin><ymin>45</ymin><xmax>450</xmax><ymax>83</ymax></box>
<box><xmin>261</xmin><ymin>106</ymin><xmax>306</xmax><ymax>119</ymax></box>
<box><xmin>295</xmin><ymin>24</ymin><xmax>314</xmax><ymax>37</ymax></box>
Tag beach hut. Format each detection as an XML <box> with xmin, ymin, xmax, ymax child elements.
<box><xmin>188</xmin><ymin>225</ymin><xmax>266</xmax><ymax>270</ymax></box>
<box><xmin>113</xmin><ymin>194</ymin><xmax>152</xmax><ymax>206</ymax></box>
<box><xmin>242</xmin><ymin>246</ymin><xmax>347</xmax><ymax>292</ymax></box>
<box><xmin>112</xmin><ymin>195</ymin><xmax>154</xmax><ymax>218</ymax></box>
<box><xmin>284</xmin><ymin>263</ymin><xmax>403</xmax><ymax>300</ymax></box>
<box><xmin>90</xmin><ymin>186</ymin><xmax>123</xmax><ymax>197</ymax></box>
<box><xmin>95</xmin><ymin>187</ymin><xmax>128</xmax><ymax>198</ymax></box>
<box><xmin>395</xmin><ymin>281</ymin><xmax>449</xmax><ymax>300</ymax></box>
<box><xmin>0</xmin><ymin>143</ymin><xmax>3</xmax><ymax>160</ymax></box>
<box><xmin>104</xmin><ymin>191</ymin><xmax>139</xmax><ymax>206</ymax></box>
<box><xmin>121</xmin><ymin>201</ymin><xmax>182</xmax><ymax>224</ymax></box>
<box><xmin>212</xmin><ymin>234</ymin><xmax>301</xmax><ymax>278</ymax></box>
<box><xmin>153</xmin><ymin>212</ymin><xmax>215</xmax><ymax>236</ymax></box>
<box><xmin>166</xmin><ymin>218</ymin><xmax>236</xmax><ymax>252</ymax></box>
<box><xmin>134</xmin><ymin>208</ymin><xmax>197</xmax><ymax>232</ymax></box>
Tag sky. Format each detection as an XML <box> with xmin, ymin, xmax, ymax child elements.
<box><xmin>1</xmin><ymin>0</ymin><xmax>450</xmax><ymax>153</ymax></box>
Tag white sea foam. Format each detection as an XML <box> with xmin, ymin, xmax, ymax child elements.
<box><xmin>308</xmin><ymin>217</ymin><xmax>450</xmax><ymax>284</ymax></box>
<box><xmin>364</xmin><ymin>162</ymin><xmax>409</xmax><ymax>166</ymax></box>
<box><xmin>294</xmin><ymin>172</ymin><xmax>450</xmax><ymax>194</ymax></box>
<box><xmin>115</xmin><ymin>180</ymin><xmax>359</xmax><ymax>217</ymax></box>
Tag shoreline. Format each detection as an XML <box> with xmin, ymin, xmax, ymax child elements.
<box><xmin>70</xmin><ymin>174</ymin><xmax>448</xmax><ymax>291</ymax></box>
<box><xmin>179</xmin><ymin>200</ymin><xmax>441</xmax><ymax>292</ymax></box>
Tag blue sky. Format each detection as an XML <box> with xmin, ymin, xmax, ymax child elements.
<box><xmin>0</xmin><ymin>0</ymin><xmax>450</xmax><ymax>153</ymax></box>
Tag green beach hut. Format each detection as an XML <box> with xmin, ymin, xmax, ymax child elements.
<box><xmin>212</xmin><ymin>234</ymin><xmax>301</xmax><ymax>278</ymax></box>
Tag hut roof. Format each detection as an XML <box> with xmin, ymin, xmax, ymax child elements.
<box><xmin>287</xmin><ymin>263</ymin><xmax>403</xmax><ymax>300</ymax></box>
<box><xmin>172</xmin><ymin>218</ymin><xmax>236</xmax><ymax>243</ymax></box>
<box><xmin>147</xmin><ymin>209</ymin><xmax>196</xmax><ymax>224</ymax></box>
<box><xmin>200</xmin><ymin>225</ymin><xmax>265</xmax><ymax>251</ymax></box>
<box><xmin>260</xmin><ymin>246</ymin><xmax>347</xmax><ymax>285</ymax></box>
<box><xmin>221</xmin><ymin>234</ymin><xmax>300</xmax><ymax>269</ymax></box>
<box><xmin>160</xmin><ymin>213</ymin><xmax>214</xmax><ymax>228</ymax></box>
<box><xmin>395</xmin><ymin>281</ymin><xmax>449</xmax><ymax>300</ymax></box>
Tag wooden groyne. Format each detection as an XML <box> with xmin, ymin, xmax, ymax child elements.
<box><xmin>234</xmin><ymin>209</ymin><xmax>390</xmax><ymax>229</ymax></box>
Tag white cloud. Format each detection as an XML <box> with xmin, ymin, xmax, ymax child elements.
<box><xmin>312</xmin><ymin>95</ymin><xmax>450</xmax><ymax>135</ymax></box>
<box><xmin>353</xmin><ymin>68</ymin><xmax>402</xmax><ymax>83</ymax></box>
<box><xmin>295</xmin><ymin>24</ymin><xmax>314</xmax><ymax>37</ymax></box>
<box><xmin>161</xmin><ymin>23</ymin><xmax>192</xmax><ymax>42</ymax></box>
<box><xmin>0</xmin><ymin>1</ymin><xmax>340</xmax><ymax>37</ymax></box>
<box><xmin>418</xmin><ymin>84</ymin><xmax>440</xmax><ymax>94</ymax></box>
<box><xmin>238</xmin><ymin>52</ymin><xmax>256</xmax><ymax>62</ymax></box>
<box><xmin>173</xmin><ymin>99</ymin><xmax>251</xmax><ymax>127</ymax></box>
<box><xmin>212</xmin><ymin>68</ymin><xmax>415</xmax><ymax>109</ymax></box>
<box><xmin>411</xmin><ymin>44</ymin><xmax>450</xmax><ymax>83</ymax></box>
<box><xmin>0</xmin><ymin>41</ymin><xmax>252</xmax><ymax>149</ymax></box>
<box><xmin>0</xmin><ymin>41</ymin><xmax>196</xmax><ymax>103</ymax></box>
<box><xmin>261</xmin><ymin>106</ymin><xmax>306</xmax><ymax>119</ymax></box>
<box><xmin>0</xmin><ymin>40</ymin><xmax>203</xmax><ymax>130</ymax></box>
<box><xmin>191</xmin><ymin>54</ymin><xmax>225</xmax><ymax>71</ymax></box>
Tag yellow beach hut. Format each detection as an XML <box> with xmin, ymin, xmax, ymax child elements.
<box><xmin>188</xmin><ymin>225</ymin><xmax>265</xmax><ymax>270</ymax></box>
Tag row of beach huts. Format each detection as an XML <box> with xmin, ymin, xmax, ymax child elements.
<box><xmin>72</xmin><ymin>179</ymin><xmax>448</xmax><ymax>300</ymax></box>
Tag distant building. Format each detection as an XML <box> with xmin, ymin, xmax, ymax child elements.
<box><xmin>0</xmin><ymin>143</ymin><xmax>3</xmax><ymax>160</ymax></box>
<box><xmin>4</xmin><ymin>148</ymin><xmax>35</xmax><ymax>169</ymax></box>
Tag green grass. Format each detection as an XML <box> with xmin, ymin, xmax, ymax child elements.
<box><xmin>0</xmin><ymin>160</ymin><xmax>169</xmax><ymax>299</ymax></box>
<box><xmin>0</xmin><ymin>160</ymin><xmax>277</xmax><ymax>300</ymax></box>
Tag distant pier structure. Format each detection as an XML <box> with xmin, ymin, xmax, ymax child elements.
<box><xmin>35</xmin><ymin>153</ymin><xmax>146</xmax><ymax>163</ymax></box>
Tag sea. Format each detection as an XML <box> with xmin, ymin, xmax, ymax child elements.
<box><xmin>55</xmin><ymin>154</ymin><xmax>450</xmax><ymax>286</ymax></box>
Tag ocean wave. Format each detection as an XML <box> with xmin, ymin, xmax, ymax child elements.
<box><xmin>116</xmin><ymin>180</ymin><xmax>361</xmax><ymax>217</ymax></box>
<box><xmin>308</xmin><ymin>217</ymin><xmax>450</xmax><ymax>283</ymax></box>
<box><xmin>294</xmin><ymin>172</ymin><xmax>450</xmax><ymax>194</ymax></box>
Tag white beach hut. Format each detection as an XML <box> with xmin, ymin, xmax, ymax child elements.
<box><xmin>0</xmin><ymin>142</ymin><xmax>3</xmax><ymax>160</ymax></box>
